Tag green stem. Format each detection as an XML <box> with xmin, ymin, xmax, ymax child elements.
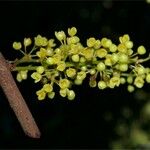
<box><xmin>12</xmin><ymin>66</ymin><xmax>38</xmax><ymax>71</ymax></box>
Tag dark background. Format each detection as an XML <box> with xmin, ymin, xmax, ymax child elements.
<box><xmin>0</xmin><ymin>0</ymin><xmax>150</xmax><ymax>149</ymax></box>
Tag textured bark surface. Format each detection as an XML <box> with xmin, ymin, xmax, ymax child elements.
<box><xmin>0</xmin><ymin>52</ymin><xmax>41</xmax><ymax>138</ymax></box>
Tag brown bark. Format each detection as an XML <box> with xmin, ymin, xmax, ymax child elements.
<box><xmin>0</xmin><ymin>52</ymin><xmax>41</xmax><ymax>138</ymax></box>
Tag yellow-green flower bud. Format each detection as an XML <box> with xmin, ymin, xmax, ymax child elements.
<box><xmin>20</xmin><ymin>70</ymin><xmax>28</xmax><ymax>80</ymax></box>
<box><xmin>105</xmin><ymin>55</ymin><xmax>112</xmax><ymax>66</ymax></box>
<box><xmin>59</xmin><ymin>88</ymin><xmax>67</xmax><ymax>97</ymax></box>
<box><xmin>67</xmin><ymin>90</ymin><xmax>75</xmax><ymax>100</ymax></box>
<box><xmin>111</xmin><ymin>53</ymin><xmax>119</xmax><ymax>64</ymax></box>
<box><xmin>119</xmin><ymin>34</ymin><xmax>130</xmax><ymax>43</ymax></box>
<box><xmin>135</xmin><ymin>66</ymin><xmax>145</xmax><ymax>75</ymax></box>
<box><xmin>93</xmin><ymin>40</ymin><xmax>101</xmax><ymax>49</ymax></box>
<box><xmin>24</xmin><ymin>38</ymin><xmax>32</xmax><ymax>47</ymax></box>
<box><xmin>59</xmin><ymin>79</ymin><xmax>70</xmax><ymax>89</ymax></box>
<box><xmin>57</xmin><ymin>61</ymin><xmax>66</xmax><ymax>71</ymax></box>
<box><xmin>36</xmin><ymin>48</ymin><xmax>47</xmax><ymax>58</ymax></box>
<box><xmin>68</xmin><ymin>27</ymin><xmax>77</xmax><ymax>36</ymax></box>
<box><xmin>98</xmin><ymin>81</ymin><xmax>107</xmax><ymax>89</ymax></box>
<box><xmin>118</xmin><ymin>53</ymin><xmax>128</xmax><ymax>63</ymax></box>
<box><xmin>108</xmin><ymin>76</ymin><xmax>120</xmax><ymax>88</ymax></box>
<box><xmin>13</xmin><ymin>42</ymin><xmax>22</xmax><ymax>50</ymax></box>
<box><xmin>55</xmin><ymin>31</ymin><xmax>66</xmax><ymax>41</ymax></box>
<box><xmin>125</xmin><ymin>41</ymin><xmax>133</xmax><ymax>49</ymax></box>
<box><xmin>48</xmin><ymin>39</ymin><xmax>56</xmax><ymax>47</ymax></box>
<box><xmin>66</xmin><ymin>68</ymin><xmax>76</xmax><ymax>78</ymax></box>
<box><xmin>36</xmin><ymin>89</ymin><xmax>46</xmax><ymax>100</ymax></box>
<box><xmin>43</xmin><ymin>84</ymin><xmax>53</xmax><ymax>93</ymax></box>
<box><xmin>72</xmin><ymin>54</ymin><xmax>80</xmax><ymax>62</ymax></box>
<box><xmin>127</xmin><ymin>76</ymin><xmax>133</xmax><ymax>84</ymax></box>
<box><xmin>97</xmin><ymin>62</ymin><xmax>106</xmax><ymax>71</ymax></box>
<box><xmin>82</xmin><ymin>48</ymin><xmax>94</xmax><ymax>60</ymax></box>
<box><xmin>90</xmin><ymin>69</ymin><xmax>96</xmax><ymax>75</ymax></box>
<box><xmin>36</xmin><ymin>66</ymin><xmax>45</xmax><ymax>74</ymax></box>
<box><xmin>137</xmin><ymin>45</ymin><xmax>146</xmax><ymax>55</ymax></box>
<box><xmin>127</xmin><ymin>85</ymin><xmax>135</xmax><ymax>92</ymax></box>
<box><xmin>77</xmin><ymin>71</ymin><xmax>86</xmax><ymax>80</ymax></box>
<box><xmin>120</xmin><ymin>77</ymin><xmax>126</xmax><ymax>84</ymax></box>
<box><xmin>80</xmin><ymin>57</ymin><xmax>86</xmax><ymax>63</ymax></box>
<box><xmin>109</xmin><ymin>44</ymin><xmax>117</xmax><ymax>53</ymax></box>
<box><xmin>119</xmin><ymin>63</ymin><xmax>128</xmax><ymax>72</ymax></box>
<box><xmin>74</xmin><ymin>79</ymin><xmax>83</xmax><ymax>85</ymax></box>
<box><xmin>31</xmin><ymin>72</ymin><xmax>42</xmax><ymax>83</ymax></box>
<box><xmin>87</xmin><ymin>37</ymin><xmax>96</xmax><ymax>47</ymax></box>
<box><xmin>16</xmin><ymin>72</ymin><xmax>23</xmax><ymax>82</ymax></box>
<box><xmin>101</xmin><ymin>38</ymin><xmax>112</xmax><ymax>48</ymax></box>
<box><xmin>46</xmin><ymin>57</ymin><xmax>54</xmax><ymax>65</ymax></box>
<box><xmin>34</xmin><ymin>35</ymin><xmax>48</xmax><ymax>46</ymax></box>
<box><xmin>48</xmin><ymin>92</ymin><xmax>55</xmax><ymax>99</ymax></box>
<box><xmin>89</xmin><ymin>79</ymin><xmax>97</xmax><ymax>87</ymax></box>
<box><xmin>134</xmin><ymin>76</ymin><xmax>144</xmax><ymax>88</ymax></box>
<box><xmin>117</xmin><ymin>43</ymin><xmax>127</xmax><ymax>53</ymax></box>
<box><xmin>95</xmin><ymin>48</ymin><xmax>107</xmax><ymax>58</ymax></box>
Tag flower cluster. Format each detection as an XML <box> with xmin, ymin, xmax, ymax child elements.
<box><xmin>11</xmin><ymin>27</ymin><xmax>150</xmax><ymax>101</ymax></box>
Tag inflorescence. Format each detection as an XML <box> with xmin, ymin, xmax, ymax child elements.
<box><xmin>11</xmin><ymin>27</ymin><xmax>150</xmax><ymax>101</ymax></box>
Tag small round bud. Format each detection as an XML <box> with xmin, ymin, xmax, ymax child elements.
<box><xmin>13</xmin><ymin>42</ymin><xmax>22</xmax><ymax>50</ymax></box>
<box><xmin>24</xmin><ymin>38</ymin><xmax>32</xmax><ymax>47</ymax></box>
<box><xmin>135</xmin><ymin>66</ymin><xmax>145</xmax><ymax>75</ymax></box>
<box><xmin>109</xmin><ymin>44</ymin><xmax>117</xmax><ymax>52</ymax></box>
<box><xmin>90</xmin><ymin>69</ymin><xmax>96</xmax><ymax>75</ymax></box>
<box><xmin>80</xmin><ymin>57</ymin><xmax>86</xmax><ymax>63</ymax></box>
<box><xmin>46</xmin><ymin>57</ymin><xmax>54</xmax><ymax>65</ymax></box>
<box><xmin>66</xmin><ymin>68</ymin><xmax>76</xmax><ymax>78</ymax></box>
<box><xmin>127</xmin><ymin>85</ymin><xmax>135</xmax><ymax>92</ymax></box>
<box><xmin>98</xmin><ymin>81</ymin><xmax>107</xmax><ymax>89</ymax></box>
<box><xmin>119</xmin><ymin>53</ymin><xmax>128</xmax><ymax>63</ymax></box>
<box><xmin>43</xmin><ymin>84</ymin><xmax>53</xmax><ymax>93</ymax></box>
<box><xmin>36</xmin><ymin>66</ymin><xmax>45</xmax><ymax>74</ymax></box>
<box><xmin>57</xmin><ymin>61</ymin><xmax>66</xmax><ymax>72</ymax></box>
<box><xmin>77</xmin><ymin>71</ymin><xmax>86</xmax><ymax>80</ymax></box>
<box><xmin>119</xmin><ymin>63</ymin><xmax>128</xmax><ymax>72</ymax></box>
<box><xmin>89</xmin><ymin>79</ymin><xmax>97</xmax><ymax>87</ymax></box>
<box><xmin>31</xmin><ymin>72</ymin><xmax>42</xmax><ymax>83</ymax></box>
<box><xmin>59</xmin><ymin>79</ymin><xmax>70</xmax><ymax>89</ymax></box>
<box><xmin>137</xmin><ymin>45</ymin><xmax>146</xmax><ymax>55</ymax></box>
<box><xmin>97</xmin><ymin>62</ymin><xmax>106</xmax><ymax>71</ymax></box>
<box><xmin>20</xmin><ymin>70</ymin><xmax>28</xmax><ymax>80</ymax></box>
<box><xmin>125</xmin><ymin>41</ymin><xmax>133</xmax><ymax>49</ymax></box>
<box><xmin>111</xmin><ymin>53</ymin><xmax>119</xmax><ymax>64</ymax></box>
<box><xmin>93</xmin><ymin>40</ymin><xmax>101</xmax><ymax>49</ymax></box>
<box><xmin>59</xmin><ymin>88</ymin><xmax>67</xmax><ymax>97</ymax></box>
<box><xmin>120</xmin><ymin>77</ymin><xmax>126</xmax><ymax>84</ymax></box>
<box><xmin>134</xmin><ymin>76</ymin><xmax>144</xmax><ymax>88</ymax></box>
<box><xmin>36</xmin><ymin>89</ymin><xmax>46</xmax><ymax>100</ymax></box>
<box><xmin>74</xmin><ymin>79</ymin><xmax>83</xmax><ymax>85</ymax></box>
<box><xmin>67</xmin><ymin>90</ymin><xmax>75</xmax><ymax>100</ymax></box>
<box><xmin>68</xmin><ymin>27</ymin><xmax>77</xmax><ymax>36</ymax></box>
<box><xmin>72</xmin><ymin>54</ymin><xmax>80</xmax><ymax>62</ymax></box>
<box><xmin>55</xmin><ymin>31</ymin><xmax>66</xmax><ymax>41</ymax></box>
<box><xmin>95</xmin><ymin>48</ymin><xmax>107</xmax><ymax>58</ymax></box>
<box><xmin>16</xmin><ymin>72</ymin><xmax>22</xmax><ymax>82</ymax></box>
<box><xmin>127</xmin><ymin>76</ymin><xmax>133</xmax><ymax>84</ymax></box>
<box><xmin>48</xmin><ymin>92</ymin><xmax>55</xmax><ymax>99</ymax></box>
<box><xmin>87</xmin><ymin>37</ymin><xmax>96</xmax><ymax>47</ymax></box>
<box><xmin>81</xmin><ymin>66</ymin><xmax>87</xmax><ymax>71</ymax></box>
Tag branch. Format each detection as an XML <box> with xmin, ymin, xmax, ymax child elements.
<box><xmin>0</xmin><ymin>52</ymin><xmax>41</xmax><ymax>138</ymax></box>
